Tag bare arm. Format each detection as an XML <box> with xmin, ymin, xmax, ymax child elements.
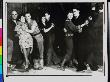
<box><xmin>80</xmin><ymin>16</ymin><xmax>92</xmax><ymax>28</ymax></box>
<box><xmin>26</xmin><ymin>21</ymin><xmax>37</xmax><ymax>33</ymax></box>
<box><xmin>26</xmin><ymin>25</ymin><xmax>36</xmax><ymax>33</ymax></box>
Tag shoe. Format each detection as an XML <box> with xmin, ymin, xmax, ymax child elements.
<box><xmin>76</xmin><ymin>65</ymin><xmax>87</xmax><ymax>72</ymax></box>
<box><xmin>60</xmin><ymin>66</ymin><xmax>65</xmax><ymax>71</ymax></box>
<box><xmin>39</xmin><ymin>59</ymin><xmax>44</xmax><ymax>68</ymax></box>
<box><xmin>57</xmin><ymin>66</ymin><xmax>65</xmax><ymax>71</ymax></box>
<box><xmin>38</xmin><ymin>67</ymin><xmax>43</xmax><ymax>70</ymax></box>
<box><xmin>89</xmin><ymin>64</ymin><xmax>98</xmax><ymax>71</ymax></box>
<box><xmin>33</xmin><ymin>62</ymin><xmax>40</xmax><ymax>70</ymax></box>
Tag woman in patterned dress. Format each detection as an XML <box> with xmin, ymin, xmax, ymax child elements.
<box><xmin>15</xmin><ymin>15</ymin><xmax>33</xmax><ymax>70</ymax></box>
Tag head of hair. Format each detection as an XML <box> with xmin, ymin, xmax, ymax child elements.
<box><xmin>95</xmin><ymin>3</ymin><xmax>103</xmax><ymax>12</ymax></box>
<box><xmin>44</xmin><ymin>11</ymin><xmax>50</xmax><ymax>15</ymax></box>
<box><xmin>17</xmin><ymin>13</ymin><xmax>25</xmax><ymax>20</ymax></box>
<box><xmin>72</xmin><ymin>5</ymin><xmax>80</xmax><ymax>11</ymax></box>
<box><xmin>25</xmin><ymin>12</ymin><xmax>31</xmax><ymax>16</ymax></box>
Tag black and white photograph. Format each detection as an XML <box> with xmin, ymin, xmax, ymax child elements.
<box><xmin>3</xmin><ymin>0</ymin><xmax>108</xmax><ymax>82</ymax></box>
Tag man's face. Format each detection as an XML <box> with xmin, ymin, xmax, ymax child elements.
<box><xmin>73</xmin><ymin>9</ymin><xmax>80</xmax><ymax>17</ymax></box>
<box><xmin>45</xmin><ymin>13</ymin><xmax>50</xmax><ymax>20</ymax></box>
<box><xmin>11</xmin><ymin>11</ymin><xmax>18</xmax><ymax>20</ymax></box>
<box><xmin>25</xmin><ymin>13</ymin><xmax>31</xmax><ymax>21</ymax></box>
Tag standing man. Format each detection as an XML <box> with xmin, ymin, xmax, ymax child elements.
<box><xmin>87</xmin><ymin>3</ymin><xmax>103</xmax><ymax>71</ymax></box>
<box><xmin>72</xmin><ymin>7</ymin><xmax>90</xmax><ymax>71</ymax></box>
<box><xmin>43</xmin><ymin>12</ymin><xmax>58</xmax><ymax>66</ymax></box>
<box><xmin>7</xmin><ymin>11</ymin><xmax>23</xmax><ymax>70</ymax></box>
<box><xmin>25</xmin><ymin>13</ymin><xmax>44</xmax><ymax>70</ymax></box>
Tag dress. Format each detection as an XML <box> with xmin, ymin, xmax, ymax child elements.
<box><xmin>15</xmin><ymin>22</ymin><xmax>33</xmax><ymax>49</ymax></box>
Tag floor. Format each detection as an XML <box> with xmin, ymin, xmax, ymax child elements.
<box><xmin>7</xmin><ymin>65</ymin><xmax>104</xmax><ymax>76</ymax></box>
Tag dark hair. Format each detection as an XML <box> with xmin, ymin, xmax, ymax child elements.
<box><xmin>25</xmin><ymin>12</ymin><xmax>31</xmax><ymax>16</ymax></box>
<box><xmin>44</xmin><ymin>11</ymin><xmax>50</xmax><ymax>15</ymax></box>
<box><xmin>66</xmin><ymin>11</ymin><xmax>73</xmax><ymax>16</ymax></box>
<box><xmin>95</xmin><ymin>3</ymin><xmax>103</xmax><ymax>12</ymax></box>
<box><xmin>72</xmin><ymin>6</ymin><xmax>80</xmax><ymax>11</ymax></box>
<box><xmin>17</xmin><ymin>13</ymin><xmax>25</xmax><ymax>20</ymax></box>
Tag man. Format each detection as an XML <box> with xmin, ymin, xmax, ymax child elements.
<box><xmin>25</xmin><ymin>13</ymin><xmax>44</xmax><ymax>70</ymax></box>
<box><xmin>43</xmin><ymin>12</ymin><xmax>59</xmax><ymax>66</ymax></box>
<box><xmin>87</xmin><ymin>3</ymin><xmax>103</xmax><ymax>71</ymax></box>
<box><xmin>7</xmin><ymin>11</ymin><xmax>23</xmax><ymax>70</ymax></box>
<box><xmin>72</xmin><ymin>7</ymin><xmax>91</xmax><ymax>71</ymax></box>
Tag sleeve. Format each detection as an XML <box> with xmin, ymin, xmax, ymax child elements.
<box><xmin>15</xmin><ymin>25</ymin><xmax>21</xmax><ymax>34</ymax></box>
<box><xmin>14</xmin><ymin>25</ymin><xmax>19</xmax><ymax>31</ymax></box>
<box><xmin>66</xmin><ymin>21</ymin><xmax>78</xmax><ymax>32</ymax></box>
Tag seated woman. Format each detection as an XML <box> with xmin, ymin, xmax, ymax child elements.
<box><xmin>15</xmin><ymin>14</ymin><xmax>33</xmax><ymax>71</ymax></box>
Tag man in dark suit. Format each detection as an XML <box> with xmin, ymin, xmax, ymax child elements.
<box><xmin>87</xmin><ymin>3</ymin><xmax>103</xmax><ymax>71</ymax></box>
<box><xmin>72</xmin><ymin>7</ymin><xmax>91</xmax><ymax>71</ymax></box>
<box><xmin>8</xmin><ymin>11</ymin><xmax>23</xmax><ymax>70</ymax></box>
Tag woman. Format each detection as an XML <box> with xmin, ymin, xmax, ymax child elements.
<box><xmin>59</xmin><ymin>12</ymin><xmax>79</xmax><ymax>71</ymax></box>
<box><xmin>15</xmin><ymin>15</ymin><xmax>33</xmax><ymax>70</ymax></box>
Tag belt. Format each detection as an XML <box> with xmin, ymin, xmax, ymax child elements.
<box><xmin>65</xmin><ymin>34</ymin><xmax>74</xmax><ymax>37</ymax></box>
<box><xmin>32</xmin><ymin>32</ymin><xmax>41</xmax><ymax>36</ymax></box>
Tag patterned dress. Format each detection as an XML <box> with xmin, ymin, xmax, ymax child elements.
<box><xmin>15</xmin><ymin>22</ymin><xmax>33</xmax><ymax>49</ymax></box>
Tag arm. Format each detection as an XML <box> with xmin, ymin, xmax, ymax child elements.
<box><xmin>67</xmin><ymin>21</ymin><xmax>78</xmax><ymax>32</ymax></box>
<box><xmin>80</xmin><ymin>16</ymin><xmax>92</xmax><ymax>28</ymax></box>
<box><xmin>26</xmin><ymin>25</ymin><xmax>36</xmax><ymax>33</ymax></box>
<box><xmin>44</xmin><ymin>23</ymin><xmax>54</xmax><ymax>33</ymax></box>
<box><xmin>26</xmin><ymin>21</ymin><xmax>37</xmax><ymax>33</ymax></box>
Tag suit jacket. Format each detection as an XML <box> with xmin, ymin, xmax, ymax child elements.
<box><xmin>7</xmin><ymin>20</ymin><xmax>17</xmax><ymax>40</ymax></box>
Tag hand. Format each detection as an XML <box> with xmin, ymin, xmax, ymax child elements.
<box><xmin>15</xmin><ymin>34</ymin><xmax>19</xmax><ymax>37</ymax></box>
<box><xmin>88</xmin><ymin>16</ymin><xmax>92</xmax><ymax>21</ymax></box>
<box><xmin>85</xmin><ymin>20</ymin><xmax>89</xmax><ymax>25</ymax></box>
<box><xmin>64</xmin><ymin>28</ymin><xmax>67</xmax><ymax>32</ymax></box>
<box><xmin>51</xmin><ymin>23</ymin><xmax>55</xmax><ymax>28</ymax></box>
<box><xmin>25</xmin><ymin>29</ymin><xmax>28</xmax><ymax>32</ymax></box>
<box><xmin>78</xmin><ymin>28</ymin><xmax>82</xmax><ymax>33</ymax></box>
<box><xmin>77</xmin><ymin>25</ymin><xmax>81</xmax><ymax>30</ymax></box>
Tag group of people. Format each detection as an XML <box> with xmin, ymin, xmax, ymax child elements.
<box><xmin>8</xmin><ymin>3</ymin><xmax>103</xmax><ymax>72</ymax></box>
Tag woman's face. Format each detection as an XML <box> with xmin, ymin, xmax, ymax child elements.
<box><xmin>42</xmin><ymin>17</ymin><xmax>46</xmax><ymax>23</ymax></box>
<box><xmin>20</xmin><ymin>16</ymin><xmax>25</xmax><ymax>22</ymax></box>
<box><xmin>45</xmin><ymin>13</ymin><xmax>50</xmax><ymax>20</ymax></box>
<box><xmin>67</xmin><ymin>13</ymin><xmax>73</xmax><ymax>20</ymax></box>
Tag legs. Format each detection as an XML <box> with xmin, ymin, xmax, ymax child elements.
<box><xmin>37</xmin><ymin>39</ymin><xmax>44</xmax><ymax>68</ymax></box>
<box><xmin>34</xmin><ymin>35</ymin><xmax>44</xmax><ymax>69</ymax></box>
<box><xmin>46</xmin><ymin>33</ymin><xmax>56</xmax><ymax>66</ymax></box>
<box><xmin>22</xmin><ymin>48</ymin><xmax>31</xmax><ymax>69</ymax></box>
<box><xmin>60</xmin><ymin>37</ymin><xmax>73</xmax><ymax>70</ymax></box>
